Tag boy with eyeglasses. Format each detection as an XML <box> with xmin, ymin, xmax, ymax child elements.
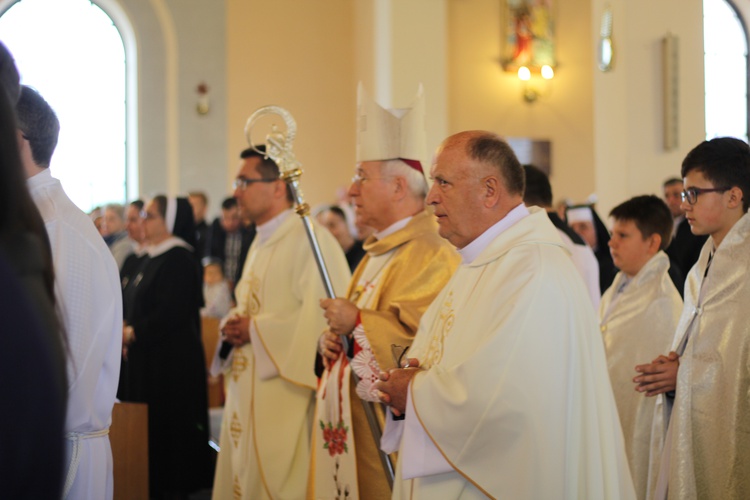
<box><xmin>633</xmin><ymin>137</ymin><xmax>750</xmax><ymax>499</ymax></box>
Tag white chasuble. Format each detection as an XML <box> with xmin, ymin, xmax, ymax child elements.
<box><xmin>392</xmin><ymin>208</ymin><xmax>635</xmax><ymax>500</ymax></box>
<box><xmin>212</xmin><ymin>213</ymin><xmax>350</xmax><ymax>500</ymax></box>
<box><xmin>311</xmin><ymin>210</ymin><xmax>460</xmax><ymax>500</ymax></box>
<box><xmin>599</xmin><ymin>251</ymin><xmax>682</xmax><ymax>500</ymax></box>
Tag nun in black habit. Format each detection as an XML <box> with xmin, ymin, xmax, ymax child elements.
<box><xmin>566</xmin><ymin>203</ymin><xmax>618</xmax><ymax>294</ymax></box>
<box><xmin>118</xmin><ymin>196</ymin><xmax>212</xmax><ymax>498</ymax></box>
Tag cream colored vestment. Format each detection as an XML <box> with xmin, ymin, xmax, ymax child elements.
<box><xmin>393</xmin><ymin>208</ymin><xmax>636</xmax><ymax>500</ymax></box>
<box><xmin>599</xmin><ymin>251</ymin><xmax>682</xmax><ymax>500</ymax></box>
<box><xmin>657</xmin><ymin>212</ymin><xmax>750</xmax><ymax>500</ymax></box>
<box><xmin>212</xmin><ymin>212</ymin><xmax>350</xmax><ymax>500</ymax></box>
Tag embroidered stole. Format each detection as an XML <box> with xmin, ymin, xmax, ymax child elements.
<box><xmin>313</xmin><ymin>249</ymin><xmax>396</xmax><ymax>499</ymax></box>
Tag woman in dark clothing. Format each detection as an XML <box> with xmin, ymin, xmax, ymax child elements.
<box><xmin>118</xmin><ymin>196</ymin><xmax>212</xmax><ymax>499</ymax></box>
<box><xmin>317</xmin><ymin>205</ymin><xmax>366</xmax><ymax>271</ymax></box>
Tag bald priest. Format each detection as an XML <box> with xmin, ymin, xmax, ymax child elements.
<box><xmin>377</xmin><ymin>131</ymin><xmax>636</xmax><ymax>500</ymax></box>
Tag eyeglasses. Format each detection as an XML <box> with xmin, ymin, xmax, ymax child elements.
<box><xmin>233</xmin><ymin>177</ymin><xmax>277</xmax><ymax>190</ymax></box>
<box><xmin>680</xmin><ymin>186</ymin><xmax>731</xmax><ymax>205</ymax></box>
<box><xmin>139</xmin><ymin>210</ymin><xmax>159</xmax><ymax>220</ymax></box>
<box><xmin>351</xmin><ymin>172</ymin><xmax>393</xmax><ymax>185</ymax></box>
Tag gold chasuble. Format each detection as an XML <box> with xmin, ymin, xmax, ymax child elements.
<box><xmin>659</xmin><ymin>213</ymin><xmax>750</xmax><ymax>500</ymax></box>
<box><xmin>311</xmin><ymin>210</ymin><xmax>460</xmax><ymax>499</ymax></box>
<box><xmin>599</xmin><ymin>251</ymin><xmax>682</xmax><ymax>500</ymax></box>
<box><xmin>395</xmin><ymin>208</ymin><xmax>635</xmax><ymax>499</ymax></box>
<box><xmin>212</xmin><ymin>213</ymin><xmax>350</xmax><ymax>500</ymax></box>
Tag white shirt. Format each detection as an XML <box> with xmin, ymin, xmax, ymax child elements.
<box><xmin>28</xmin><ymin>169</ymin><xmax>122</xmax><ymax>500</ymax></box>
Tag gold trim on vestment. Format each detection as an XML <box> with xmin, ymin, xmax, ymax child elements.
<box><xmin>409</xmin><ymin>379</ymin><xmax>495</xmax><ymax>500</ymax></box>
<box><xmin>230</xmin><ymin>412</ymin><xmax>242</xmax><ymax>448</ymax></box>
<box><xmin>250</xmin><ymin>354</ymin><xmax>275</xmax><ymax>499</ymax></box>
<box><xmin>231</xmin><ymin>349</ymin><xmax>248</xmax><ymax>382</ymax></box>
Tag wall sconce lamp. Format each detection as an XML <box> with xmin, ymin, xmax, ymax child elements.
<box><xmin>517</xmin><ymin>65</ymin><xmax>554</xmax><ymax>103</ymax></box>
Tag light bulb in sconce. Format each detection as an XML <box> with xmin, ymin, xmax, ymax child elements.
<box><xmin>196</xmin><ymin>82</ymin><xmax>210</xmax><ymax>115</ymax></box>
<box><xmin>517</xmin><ymin>65</ymin><xmax>554</xmax><ymax>104</ymax></box>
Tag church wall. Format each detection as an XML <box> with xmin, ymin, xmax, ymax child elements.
<box><xmin>446</xmin><ymin>0</ymin><xmax>707</xmax><ymax>220</ymax></box>
<box><xmin>112</xmin><ymin>0</ymin><xmax>229</xmax><ymax>218</ymax></box>
<box><xmin>168</xmin><ymin>0</ymin><xmax>229</xmax><ymax>209</ymax></box>
<box><xmin>353</xmin><ymin>0</ymin><xmax>450</xmax><ymax>172</ymax></box>
<box><xmin>592</xmin><ymin>0</ymin><xmax>706</xmax><ymax>218</ymax></box>
<box><xmin>225</xmin><ymin>0</ymin><xmax>356</xmax><ymax>208</ymax></box>
<box><xmin>447</xmin><ymin>0</ymin><xmax>597</xmax><ymax>207</ymax></box>
<box><xmin>118</xmin><ymin>0</ymin><xmax>709</xmax><ymax>220</ymax></box>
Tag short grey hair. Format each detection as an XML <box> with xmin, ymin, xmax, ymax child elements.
<box><xmin>380</xmin><ymin>159</ymin><xmax>427</xmax><ymax>199</ymax></box>
<box><xmin>104</xmin><ymin>203</ymin><xmax>125</xmax><ymax>221</ymax></box>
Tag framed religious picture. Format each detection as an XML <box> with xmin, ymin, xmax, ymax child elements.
<box><xmin>501</xmin><ymin>0</ymin><xmax>557</xmax><ymax>72</ymax></box>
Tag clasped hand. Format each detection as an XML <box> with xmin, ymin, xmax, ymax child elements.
<box><xmin>633</xmin><ymin>351</ymin><xmax>679</xmax><ymax>397</ymax></box>
<box><xmin>221</xmin><ymin>314</ymin><xmax>251</xmax><ymax>347</ymax></box>
<box><xmin>375</xmin><ymin>358</ymin><xmax>422</xmax><ymax>417</ymax></box>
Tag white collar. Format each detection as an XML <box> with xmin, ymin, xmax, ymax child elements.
<box><xmin>458</xmin><ymin>203</ymin><xmax>530</xmax><ymax>264</ymax></box>
<box><xmin>146</xmin><ymin>236</ymin><xmax>193</xmax><ymax>257</ymax></box>
<box><xmin>374</xmin><ymin>215</ymin><xmax>413</xmax><ymax>240</ymax></box>
<box><xmin>256</xmin><ymin>209</ymin><xmax>292</xmax><ymax>245</ymax></box>
<box><xmin>26</xmin><ymin>168</ymin><xmax>54</xmax><ymax>191</ymax></box>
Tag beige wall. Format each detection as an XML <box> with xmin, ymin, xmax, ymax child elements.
<box><xmin>446</xmin><ymin>0</ymin><xmax>707</xmax><ymax>218</ymax></box>
<box><xmin>226</xmin><ymin>0</ymin><xmax>356</xmax><ymax>207</ymax></box>
<box><xmin>447</xmin><ymin>0</ymin><xmax>596</xmax><ymax>206</ymax></box>
<box><xmin>592</xmin><ymin>0</ymin><xmax>706</xmax><ymax>218</ymax></box>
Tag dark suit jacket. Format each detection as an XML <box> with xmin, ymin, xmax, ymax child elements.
<box><xmin>666</xmin><ymin>217</ymin><xmax>708</xmax><ymax>280</ymax></box>
<box><xmin>194</xmin><ymin>220</ymin><xmax>209</xmax><ymax>258</ymax></box>
<box><xmin>206</xmin><ymin>218</ymin><xmax>255</xmax><ymax>285</ymax></box>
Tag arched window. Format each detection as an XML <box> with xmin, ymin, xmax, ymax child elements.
<box><xmin>0</xmin><ymin>0</ymin><xmax>137</xmax><ymax>212</ymax></box>
<box><xmin>704</xmin><ymin>0</ymin><xmax>749</xmax><ymax>142</ymax></box>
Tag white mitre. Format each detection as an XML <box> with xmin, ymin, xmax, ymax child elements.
<box><xmin>356</xmin><ymin>82</ymin><xmax>426</xmax><ymax>173</ymax></box>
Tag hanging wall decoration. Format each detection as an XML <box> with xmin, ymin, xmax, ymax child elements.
<box><xmin>501</xmin><ymin>0</ymin><xmax>556</xmax><ymax>72</ymax></box>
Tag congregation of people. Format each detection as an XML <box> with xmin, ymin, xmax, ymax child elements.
<box><xmin>3</xmin><ymin>38</ymin><xmax>750</xmax><ymax>500</ymax></box>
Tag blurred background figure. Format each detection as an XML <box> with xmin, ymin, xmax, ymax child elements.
<box><xmin>317</xmin><ymin>204</ymin><xmax>366</xmax><ymax>271</ymax></box>
<box><xmin>201</xmin><ymin>256</ymin><xmax>232</xmax><ymax>319</ymax></box>
<box><xmin>523</xmin><ymin>165</ymin><xmax>600</xmax><ymax>308</ymax></box>
<box><xmin>120</xmin><ymin>199</ymin><xmax>147</xmax><ymax>294</ymax></box>
<box><xmin>124</xmin><ymin>199</ymin><xmax>145</xmax><ymax>251</ymax></box>
<box><xmin>102</xmin><ymin>203</ymin><xmax>134</xmax><ymax>269</ymax></box>
<box><xmin>118</xmin><ymin>196</ymin><xmax>212</xmax><ymax>499</ymax></box>
<box><xmin>206</xmin><ymin>195</ymin><xmax>254</xmax><ymax>291</ymax></box>
<box><xmin>188</xmin><ymin>190</ymin><xmax>210</xmax><ymax>258</ymax></box>
<box><xmin>89</xmin><ymin>206</ymin><xmax>105</xmax><ymax>236</ymax></box>
<box><xmin>567</xmin><ymin>203</ymin><xmax>617</xmax><ymax>294</ymax></box>
<box><xmin>662</xmin><ymin>177</ymin><xmax>707</xmax><ymax>287</ymax></box>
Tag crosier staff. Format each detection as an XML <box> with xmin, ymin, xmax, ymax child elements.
<box><xmin>244</xmin><ymin>106</ymin><xmax>395</xmax><ymax>488</ymax></box>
